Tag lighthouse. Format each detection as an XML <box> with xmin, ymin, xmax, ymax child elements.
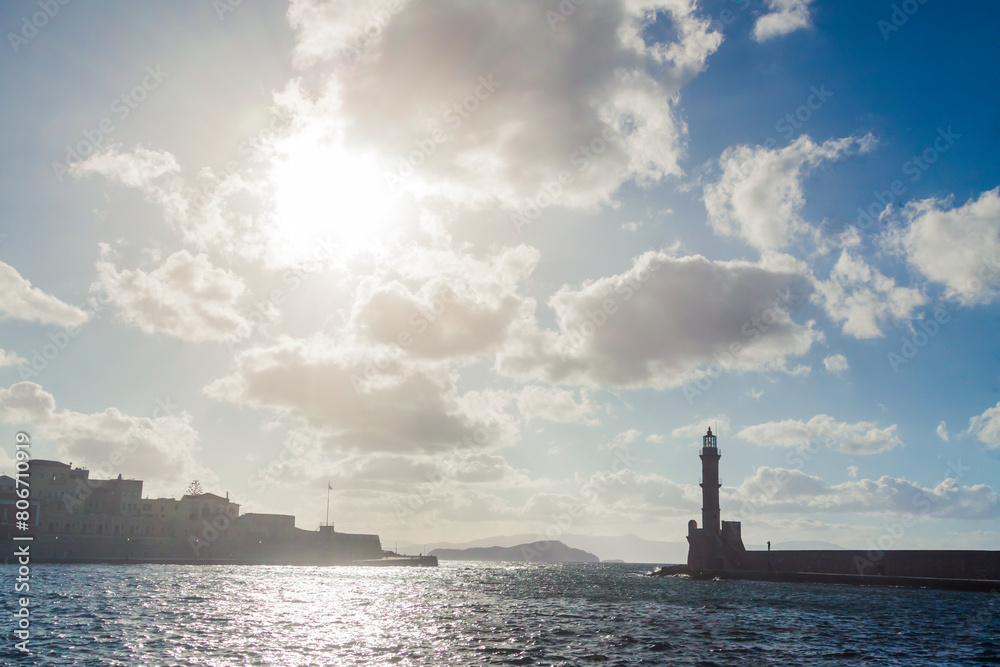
<box><xmin>700</xmin><ymin>427</ymin><xmax>721</xmax><ymax>535</ymax></box>
<box><xmin>686</xmin><ymin>426</ymin><xmax>745</xmax><ymax>570</ymax></box>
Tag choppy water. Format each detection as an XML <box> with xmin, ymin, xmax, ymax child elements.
<box><xmin>2</xmin><ymin>562</ymin><xmax>998</xmax><ymax>666</ymax></box>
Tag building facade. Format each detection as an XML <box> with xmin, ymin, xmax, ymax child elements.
<box><xmin>11</xmin><ymin>460</ymin><xmax>382</xmax><ymax>565</ymax></box>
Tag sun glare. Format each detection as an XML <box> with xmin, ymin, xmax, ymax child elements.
<box><xmin>268</xmin><ymin>132</ymin><xmax>399</xmax><ymax>262</ymax></box>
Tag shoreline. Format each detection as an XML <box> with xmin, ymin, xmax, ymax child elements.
<box><xmin>2</xmin><ymin>555</ymin><xmax>438</xmax><ymax>567</ymax></box>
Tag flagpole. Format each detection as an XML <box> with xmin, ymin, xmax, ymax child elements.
<box><xmin>325</xmin><ymin>482</ymin><xmax>330</xmax><ymax>528</ymax></box>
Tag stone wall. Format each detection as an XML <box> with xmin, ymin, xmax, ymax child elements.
<box><xmin>736</xmin><ymin>549</ymin><xmax>1000</xmax><ymax>579</ymax></box>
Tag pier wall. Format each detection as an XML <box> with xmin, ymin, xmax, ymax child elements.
<box><xmin>737</xmin><ymin>549</ymin><xmax>1000</xmax><ymax>579</ymax></box>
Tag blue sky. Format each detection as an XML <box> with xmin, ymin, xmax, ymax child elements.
<box><xmin>1</xmin><ymin>0</ymin><xmax>998</xmax><ymax>551</ymax></box>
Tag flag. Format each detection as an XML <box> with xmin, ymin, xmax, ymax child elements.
<box><xmin>328</xmin><ymin>482</ymin><xmax>332</xmax><ymax>491</ymax></box>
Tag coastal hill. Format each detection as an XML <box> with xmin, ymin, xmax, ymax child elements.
<box><xmin>430</xmin><ymin>540</ymin><xmax>599</xmax><ymax>563</ymax></box>
<box><xmin>405</xmin><ymin>534</ymin><xmax>689</xmax><ymax>563</ymax></box>
<box><xmin>404</xmin><ymin>535</ymin><xmax>845</xmax><ymax>564</ymax></box>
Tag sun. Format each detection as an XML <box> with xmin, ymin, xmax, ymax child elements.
<box><xmin>267</xmin><ymin>128</ymin><xmax>399</xmax><ymax>263</ymax></box>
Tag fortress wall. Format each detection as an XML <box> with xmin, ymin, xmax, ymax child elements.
<box><xmin>737</xmin><ymin>549</ymin><xmax>1000</xmax><ymax>579</ymax></box>
<box><xmin>29</xmin><ymin>534</ymin><xmax>189</xmax><ymax>561</ymax></box>
<box><xmin>19</xmin><ymin>529</ymin><xmax>383</xmax><ymax>564</ymax></box>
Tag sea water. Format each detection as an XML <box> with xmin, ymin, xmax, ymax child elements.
<box><xmin>1</xmin><ymin>562</ymin><xmax>998</xmax><ymax>666</ymax></box>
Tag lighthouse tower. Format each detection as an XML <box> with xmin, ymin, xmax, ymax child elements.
<box><xmin>686</xmin><ymin>426</ymin><xmax>744</xmax><ymax>570</ymax></box>
<box><xmin>700</xmin><ymin>427</ymin><xmax>721</xmax><ymax>535</ymax></box>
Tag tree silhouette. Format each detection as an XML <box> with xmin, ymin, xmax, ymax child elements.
<box><xmin>186</xmin><ymin>480</ymin><xmax>204</xmax><ymax>496</ymax></box>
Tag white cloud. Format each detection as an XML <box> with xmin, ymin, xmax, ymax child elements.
<box><xmin>0</xmin><ymin>382</ymin><xmax>212</xmax><ymax>496</ymax></box>
<box><xmin>498</xmin><ymin>250</ymin><xmax>820</xmax><ymax>388</ymax></box>
<box><xmin>92</xmin><ymin>250</ymin><xmax>258</xmax><ymax>344</ymax></box>
<box><xmin>847</xmin><ymin>465</ymin><xmax>859</xmax><ymax>478</ymax></box>
<box><xmin>73</xmin><ymin>146</ymin><xmax>274</xmax><ymax>264</ymax></box>
<box><xmin>704</xmin><ymin>134</ymin><xmax>874</xmax><ymax>252</ymax></box>
<box><xmin>753</xmin><ymin>0</ymin><xmax>814</xmax><ymax>42</ymax></box>
<box><xmin>0</xmin><ymin>349</ymin><xmax>26</xmax><ymax>367</ymax></box>
<box><xmin>516</xmin><ymin>385</ymin><xmax>602</xmax><ymax>426</ymax></box>
<box><xmin>738</xmin><ymin>414</ymin><xmax>903</xmax><ymax>455</ymax></box>
<box><xmin>349</xmin><ymin>244</ymin><xmax>539</xmax><ymax>359</ymax></box>
<box><xmin>287</xmin><ymin>0</ymin><xmax>721</xmax><ymax>210</ymax></box>
<box><xmin>579</xmin><ymin>468</ymin><xmax>701</xmax><ymax>519</ymax></box>
<box><xmin>671</xmin><ymin>415</ymin><xmax>731</xmax><ymax>440</ymax></box>
<box><xmin>885</xmin><ymin>187</ymin><xmax>1000</xmax><ymax>305</ymax></box>
<box><xmin>812</xmin><ymin>250</ymin><xmax>926</xmax><ymax>338</ymax></box>
<box><xmin>599</xmin><ymin>429</ymin><xmax>642</xmax><ymax>452</ymax></box>
<box><xmin>966</xmin><ymin>402</ymin><xmax>1000</xmax><ymax>450</ymax></box>
<box><xmin>204</xmin><ymin>336</ymin><xmax>518</xmax><ymax>454</ymax></box>
<box><xmin>0</xmin><ymin>261</ymin><xmax>88</xmax><ymax>327</ymax></box>
<box><xmin>733</xmin><ymin>467</ymin><xmax>999</xmax><ymax>519</ymax></box>
<box><xmin>822</xmin><ymin>353</ymin><xmax>848</xmax><ymax>374</ymax></box>
<box><xmin>72</xmin><ymin>144</ymin><xmax>180</xmax><ymax>189</ymax></box>
<box><xmin>281</xmin><ymin>448</ymin><xmax>525</xmax><ymax>492</ymax></box>
<box><xmin>936</xmin><ymin>420</ymin><xmax>949</xmax><ymax>442</ymax></box>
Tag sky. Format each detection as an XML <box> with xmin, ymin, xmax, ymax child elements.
<box><xmin>0</xmin><ymin>0</ymin><xmax>998</xmax><ymax>553</ymax></box>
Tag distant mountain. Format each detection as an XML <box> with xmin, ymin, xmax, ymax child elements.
<box><xmin>402</xmin><ymin>533</ymin><xmax>688</xmax><ymax>564</ymax></box>
<box><xmin>430</xmin><ymin>540</ymin><xmax>599</xmax><ymax>563</ymax></box>
<box><xmin>559</xmin><ymin>534</ymin><xmax>688</xmax><ymax>564</ymax></box>
<box><xmin>404</xmin><ymin>535</ymin><xmax>843</xmax><ymax>563</ymax></box>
